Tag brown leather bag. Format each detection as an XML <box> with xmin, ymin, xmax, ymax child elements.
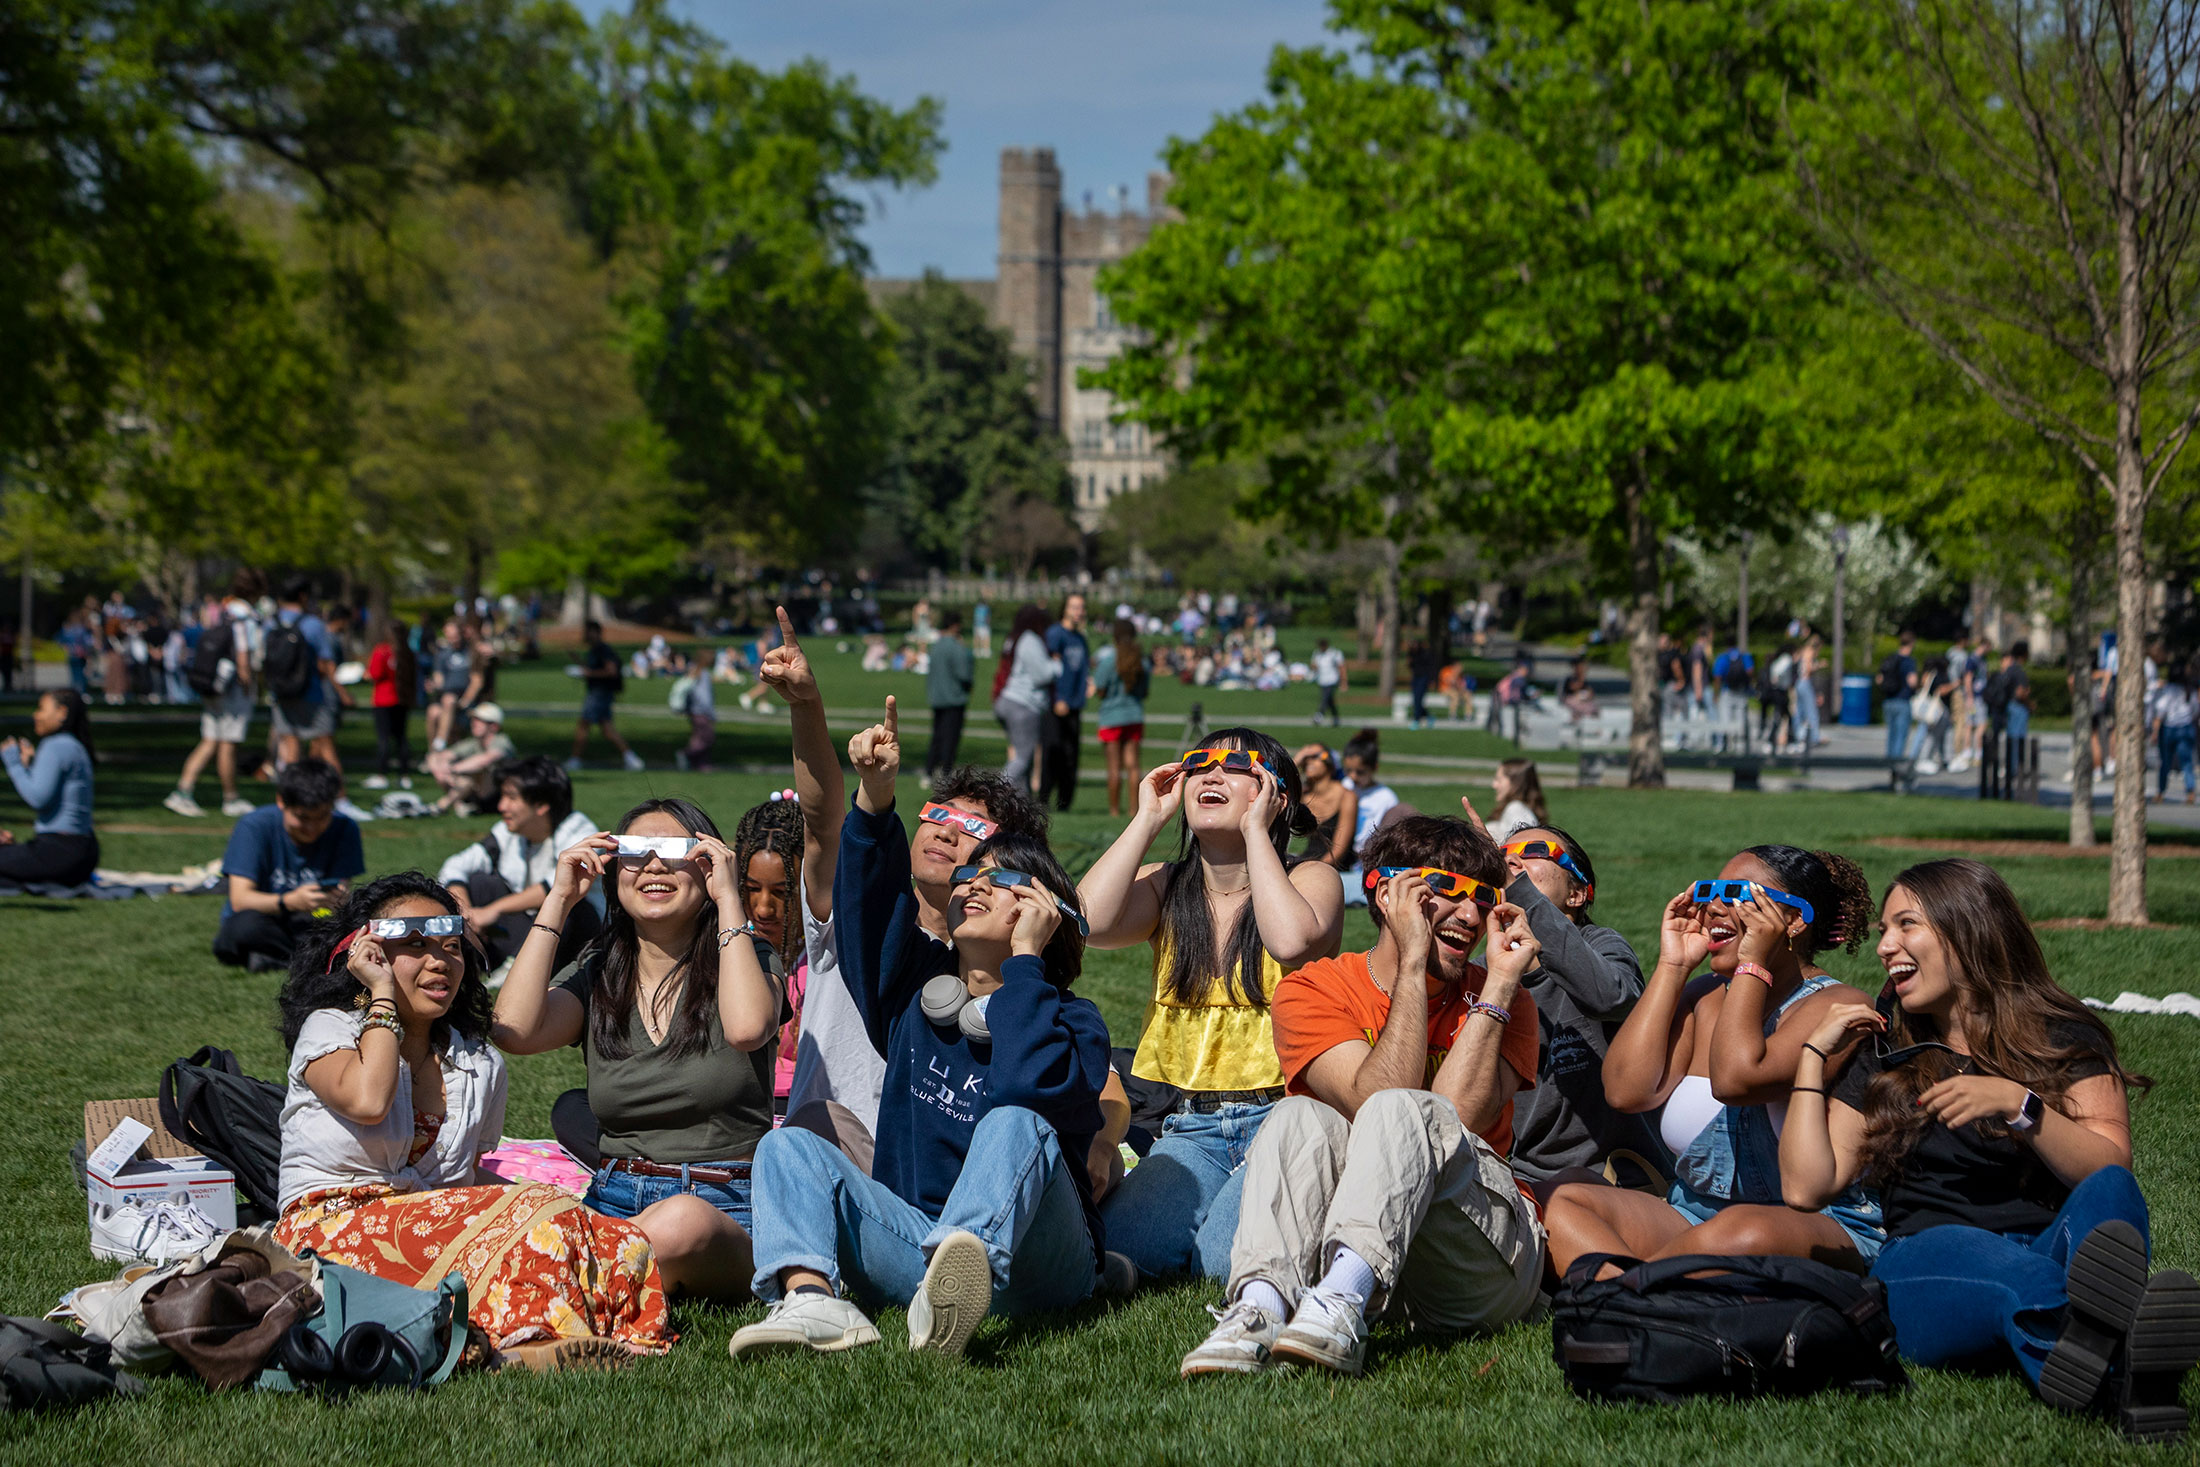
<box><xmin>141</xmin><ymin>1250</ymin><xmax>313</xmax><ymax>1389</ymax></box>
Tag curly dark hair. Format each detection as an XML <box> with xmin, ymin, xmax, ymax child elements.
<box><xmin>929</xmin><ymin>765</ymin><xmax>1049</xmax><ymax>840</ymax></box>
<box><xmin>732</xmin><ymin>794</ymin><xmax>804</xmax><ymax>964</ymax></box>
<box><xmin>1744</xmin><ymin>844</ymin><xmax>1872</xmax><ymax>956</ymax></box>
<box><xmin>1360</xmin><ymin>816</ymin><xmax>1505</xmax><ymax>929</ymax></box>
<box><xmin>278</xmin><ymin>872</ymin><xmax>493</xmax><ymax>1052</ymax></box>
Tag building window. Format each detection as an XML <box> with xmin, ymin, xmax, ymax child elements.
<box><xmin>1077</xmin><ymin>419</ymin><xmax>1103</xmax><ymax>452</ymax></box>
<box><xmin>1095</xmin><ymin>294</ymin><xmax>1117</xmax><ymax>331</ymax></box>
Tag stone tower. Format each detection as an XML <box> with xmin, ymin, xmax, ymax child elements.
<box><xmin>996</xmin><ymin>148</ymin><xmax>1063</xmax><ymax>431</ymax></box>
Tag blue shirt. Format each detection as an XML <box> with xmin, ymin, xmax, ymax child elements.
<box><xmin>3</xmin><ymin>733</ymin><xmax>94</xmax><ymax>836</ymax></box>
<box><xmin>277</xmin><ymin>608</ymin><xmax>337</xmax><ymax>705</ymax></box>
<box><xmin>832</xmin><ymin>800</ymin><xmax>1109</xmax><ymax>1260</ymax></box>
<box><xmin>219</xmin><ymin>805</ymin><xmax>365</xmax><ymax>919</ymax></box>
<box><xmin>1045</xmin><ymin>624</ymin><xmax>1089</xmax><ymax>710</ymax></box>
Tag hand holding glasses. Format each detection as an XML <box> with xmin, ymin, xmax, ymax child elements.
<box><xmin>1365</xmin><ymin>865</ymin><xmax>1502</xmax><ymax>910</ymax></box>
<box><xmin>949</xmin><ymin>864</ymin><xmax>1090</xmax><ymax>937</ymax></box>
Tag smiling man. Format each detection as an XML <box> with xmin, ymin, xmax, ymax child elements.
<box><xmin>1179</xmin><ymin>814</ymin><xmax>1548</xmax><ymax>1379</ymax></box>
<box><xmin>435</xmin><ymin>754</ymin><xmax>603</xmax><ymax>971</ymax></box>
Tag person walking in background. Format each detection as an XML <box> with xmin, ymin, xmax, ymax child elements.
<box><xmin>424</xmin><ymin>619</ymin><xmax>471</xmax><ymax>752</ymax></box>
<box><xmin>0</xmin><ymin>689</ymin><xmax>100</xmax><ymax>888</ymax></box>
<box><xmin>1311</xmin><ymin>638</ymin><xmax>1345</xmax><ymax>727</ymax></box>
<box><xmin>1040</xmin><ymin>593</ymin><xmax>1090</xmax><ymax>812</ymax></box>
<box><xmin>924</xmin><ymin>610</ymin><xmax>974</xmax><ymax>778</ymax></box>
<box><xmin>1408</xmin><ymin>639</ymin><xmax>1440</xmax><ymax>729</ymax></box>
<box><xmin>361</xmin><ymin>617</ymin><xmax>415</xmax><ymax>790</ymax></box>
<box><xmin>570</xmin><ymin>619</ymin><xmax>646</xmax><ymax>773</ymax></box>
<box><xmin>1983</xmin><ymin>641</ymin><xmax>2035</xmax><ymax>789</ymax></box>
<box><xmin>1881</xmin><ymin>630</ymin><xmax>1920</xmax><ymax>762</ymax></box>
<box><xmin>1793</xmin><ymin>634</ymin><xmax>1823</xmax><ymax>750</ymax></box>
<box><xmin>265</xmin><ymin>577</ymin><xmax>345</xmax><ymax>774</ymax></box>
<box><xmin>1090</xmin><ymin>618</ymin><xmax>1149</xmax><ymax>819</ymax></box>
<box><xmin>1711</xmin><ymin>637</ymin><xmax>1754</xmax><ymax>752</ymax></box>
<box><xmin>994</xmin><ymin>604</ymin><xmax>1055</xmax><ymax>790</ymax></box>
<box><xmin>2150</xmin><ymin>659</ymin><xmax>2199</xmax><ymax>806</ymax></box>
<box><xmin>165</xmin><ymin>571</ymin><xmax>264</xmax><ymax>820</ymax></box>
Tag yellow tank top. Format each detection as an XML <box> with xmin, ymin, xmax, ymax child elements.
<box><xmin>1129</xmin><ymin>939</ymin><xmax>1288</xmax><ymax>1092</ymax></box>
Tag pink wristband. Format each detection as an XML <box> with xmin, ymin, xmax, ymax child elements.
<box><xmin>1733</xmin><ymin>962</ymin><xmax>1775</xmax><ymax>987</ymax></box>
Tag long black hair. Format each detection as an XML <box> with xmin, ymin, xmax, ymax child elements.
<box><xmin>732</xmin><ymin>794</ymin><xmax>803</xmax><ymax>965</ymax></box>
<box><xmin>1156</xmin><ymin>725</ymin><xmax>1315</xmax><ymax>1007</ymax></box>
<box><xmin>589</xmin><ymin>797</ymin><xmax>728</xmax><ymax>1061</ymax></box>
<box><xmin>42</xmin><ymin>688</ymin><xmax>94</xmax><ymax>761</ymax></box>
<box><xmin>279</xmin><ymin>871</ymin><xmax>492</xmax><ymax>1052</ymax></box>
<box><xmin>959</xmin><ymin>831</ymin><xmax>1086</xmax><ymax>991</ymax></box>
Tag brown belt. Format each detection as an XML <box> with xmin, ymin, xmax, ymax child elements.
<box><xmin>605</xmin><ymin>1157</ymin><xmax>751</xmax><ymax>1185</ymax></box>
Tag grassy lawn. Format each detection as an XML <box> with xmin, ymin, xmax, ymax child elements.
<box><xmin>1</xmin><ymin>670</ymin><xmax>2192</xmax><ymax>1464</ymax></box>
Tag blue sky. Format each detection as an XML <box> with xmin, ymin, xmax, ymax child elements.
<box><xmin>648</xmin><ymin>1</ymin><xmax>1336</xmax><ymax>278</ymax></box>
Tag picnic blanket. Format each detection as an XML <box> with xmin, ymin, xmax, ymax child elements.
<box><xmin>2083</xmin><ymin>991</ymin><xmax>2200</xmax><ymax>1018</ymax></box>
<box><xmin>0</xmin><ymin>865</ymin><xmax>223</xmax><ymax>901</ymax></box>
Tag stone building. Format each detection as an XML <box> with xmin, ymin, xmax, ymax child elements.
<box><xmin>873</xmin><ymin>147</ymin><xmax>1172</xmax><ymax>532</ymax></box>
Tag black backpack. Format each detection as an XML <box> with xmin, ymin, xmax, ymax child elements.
<box><xmin>263</xmin><ymin>620</ymin><xmax>316</xmax><ymax>700</ymax></box>
<box><xmin>1878</xmin><ymin>653</ymin><xmax>1908</xmax><ymax>700</ymax></box>
<box><xmin>1551</xmin><ymin>1253</ymin><xmax>1908</xmax><ymax>1404</ymax></box>
<box><xmin>185</xmin><ymin>620</ymin><xmax>235</xmax><ymax>698</ymax></box>
<box><xmin>159</xmin><ymin>1047</ymin><xmax>285</xmax><ymax>1214</ymax></box>
<box><xmin>0</xmin><ymin>1317</ymin><xmax>143</xmax><ymax>1413</ymax></box>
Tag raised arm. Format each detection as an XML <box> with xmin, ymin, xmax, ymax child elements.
<box><xmin>1708</xmin><ymin>886</ymin><xmax>1844</xmax><ymax>1105</ymax></box>
<box><xmin>2</xmin><ymin>741</ymin><xmax>63</xmax><ymax>810</ymax></box>
<box><xmin>301</xmin><ymin>939</ymin><xmax>406</xmax><ymax>1125</ymax></box>
<box><xmin>489</xmin><ymin>836</ymin><xmax>601</xmax><ymax>1054</ymax></box>
<box><xmin>1781</xmin><ymin>1002</ymin><xmax>1884</xmax><ymax>1208</ymax></box>
<box><xmin>1428</xmin><ymin>906</ymin><xmax>1538</xmax><ymax>1138</ymax></box>
<box><xmin>834</xmin><ymin>700</ymin><xmax>931</xmax><ymax>1051</ymax></box>
<box><xmin>695</xmin><ymin>832</ymin><xmax>781</xmax><ymax>1051</ymax></box>
<box><xmin>983</xmin><ymin>891</ymin><xmax>1109</xmax><ymax>1131</ymax></box>
<box><xmin>758</xmin><ymin>606</ymin><xmax>844</xmax><ymax>922</ymax></box>
<box><xmin>1239</xmin><ymin>762</ymin><xmax>1343</xmax><ymax>966</ymax></box>
<box><xmin>1602</xmin><ymin>888</ymin><xmax>1712</xmax><ymax>1113</ymax></box>
<box><xmin>1076</xmin><ymin>762</ymin><xmax>1182</xmax><ymax>948</ymax></box>
<box><xmin>1505</xmin><ymin>871</ymin><xmax>1642</xmax><ymax>1018</ymax></box>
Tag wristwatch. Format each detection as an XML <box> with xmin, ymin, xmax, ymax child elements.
<box><xmin>2007</xmin><ymin>1089</ymin><xmax>2045</xmax><ymax>1132</ymax></box>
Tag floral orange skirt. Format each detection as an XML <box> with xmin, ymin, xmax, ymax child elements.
<box><xmin>276</xmin><ymin>1181</ymin><xmax>673</xmax><ymax>1354</ymax></box>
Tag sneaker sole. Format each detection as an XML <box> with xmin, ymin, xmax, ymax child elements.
<box><xmin>2041</xmin><ymin>1220</ymin><xmax>2149</xmax><ymax>1411</ymax></box>
<box><xmin>1179</xmin><ymin>1352</ymin><xmax>1270</xmax><ymax>1379</ymax></box>
<box><xmin>2121</xmin><ymin>1270</ymin><xmax>2200</xmax><ymax>1444</ymax></box>
<box><xmin>1269</xmin><ymin>1333</ymin><xmax>1365</xmax><ymax>1376</ymax></box>
<box><xmin>910</xmin><ymin>1232</ymin><xmax>991</xmax><ymax>1359</ymax></box>
<box><xmin>727</xmin><ymin>1323</ymin><xmax>881</xmax><ymax>1360</ymax></box>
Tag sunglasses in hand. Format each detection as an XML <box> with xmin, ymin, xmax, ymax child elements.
<box><xmin>1689</xmin><ymin>878</ymin><xmax>1816</xmax><ymax>926</ymax></box>
<box><xmin>1178</xmin><ymin>748</ymin><xmax>1273</xmax><ymax>776</ymax></box>
<box><xmin>948</xmin><ymin>865</ymin><xmax>1089</xmax><ymax>936</ymax></box>
<box><xmin>1365</xmin><ymin>865</ymin><xmax>1502</xmax><ymax>909</ymax></box>
<box><xmin>920</xmin><ymin>803</ymin><xmax>1000</xmax><ymax>840</ymax></box>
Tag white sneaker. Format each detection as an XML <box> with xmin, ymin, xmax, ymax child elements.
<box><xmin>1915</xmin><ymin>758</ymin><xmax>1940</xmax><ymax>776</ymax></box>
<box><xmin>622</xmin><ymin>750</ymin><xmax>646</xmax><ymax>772</ymax></box>
<box><xmin>907</xmin><ymin>1230</ymin><xmax>991</xmax><ymax>1358</ymax></box>
<box><xmin>162</xmin><ymin>790</ymin><xmax>204</xmax><ymax>818</ymax></box>
<box><xmin>1180</xmin><ymin>1298</ymin><xmax>1284</xmax><ymax>1378</ymax></box>
<box><xmin>361</xmin><ymin>774</ymin><xmax>389</xmax><ymax>790</ymax></box>
<box><xmin>2107</xmin><ymin>759</ymin><xmax>2119</xmax><ymax>776</ymax></box>
<box><xmin>563</xmin><ymin>756</ymin><xmax>584</xmax><ymax>773</ymax></box>
<box><xmin>334</xmin><ymin>796</ymin><xmax>376</xmax><ymax>823</ymax></box>
<box><xmin>1268</xmin><ymin>1285</ymin><xmax>1368</xmax><ymax>1375</ymax></box>
<box><xmin>727</xmin><ymin>1292</ymin><xmax>880</xmax><ymax>1358</ymax></box>
<box><xmin>90</xmin><ymin>1199</ymin><xmax>220</xmax><ymax>1263</ymax></box>
<box><xmin>220</xmin><ymin>798</ymin><xmax>255</xmax><ymax>818</ymax></box>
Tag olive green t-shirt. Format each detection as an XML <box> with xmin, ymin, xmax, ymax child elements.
<box><xmin>554</xmin><ymin>950</ymin><xmax>774</xmax><ymax>1163</ymax></box>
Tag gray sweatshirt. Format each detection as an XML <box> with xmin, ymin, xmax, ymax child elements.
<box><xmin>1503</xmin><ymin>872</ymin><xmax>1668</xmax><ymax>1186</ymax></box>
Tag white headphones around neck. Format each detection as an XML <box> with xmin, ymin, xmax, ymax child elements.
<box><xmin>920</xmin><ymin>973</ymin><xmax>992</xmax><ymax>1042</ymax></box>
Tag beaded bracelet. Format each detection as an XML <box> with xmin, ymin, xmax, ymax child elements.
<box><xmin>360</xmin><ymin>1010</ymin><xmax>405</xmax><ymax>1041</ymax></box>
<box><xmin>1468</xmin><ymin>1000</ymin><xmax>1511</xmax><ymax>1026</ymax></box>
<box><xmin>719</xmin><ymin>921</ymin><xmax>762</xmax><ymax>949</ymax></box>
<box><xmin>1733</xmin><ymin>962</ymin><xmax>1775</xmax><ymax>987</ymax></box>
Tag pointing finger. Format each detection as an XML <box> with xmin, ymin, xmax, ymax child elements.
<box><xmin>884</xmin><ymin>695</ymin><xmax>898</xmax><ymax>737</ymax></box>
<box><xmin>776</xmin><ymin>605</ymin><xmax>799</xmax><ymax>646</ymax></box>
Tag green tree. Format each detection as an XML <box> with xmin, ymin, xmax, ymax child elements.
<box><xmin>872</xmin><ymin>274</ymin><xmax>1069</xmax><ymax>573</ymax></box>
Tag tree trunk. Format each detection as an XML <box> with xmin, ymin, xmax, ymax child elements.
<box><xmin>2107</xmin><ymin>454</ymin><xmax>2150</xmax><ymax>922</ymax></box>
<box><xmin>1376</xmin><ymin>537</ymin><xmax>1401</xmax><ymax>702</ymax></box>
<box><xmin>1624</xmin><ymin>456</ymin><xmax>1666</xmax><ymax>788</ymax></box>
<box><xmin>2065</xmin><ymin>507</ymin><xmax>2097</xmax><ymax>848</ymax></box>
<box><xmin>1354</xmin><ymin>584</ymin><xmax>1375</xmax><ymax>661</ymax></box>
<box><xmin>559</xmin><ymin>577</ymin><xmax>589</xmax><ymax>627</ymax></box>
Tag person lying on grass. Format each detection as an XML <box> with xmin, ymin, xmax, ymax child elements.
<box><xmin>1541</xmin><ymin>845</ymin><xmax>1884</xmax><ymax>1276</ymax></box>
<box><xmin>729</xmin><ymin>696</ymin><xmax>1113</xmax><ymax>1362</ymax></box>
<box><xmin>1180</xmin><ymin>815</ymin><xmax>1546</xmax><ymax>1379</ymax></box>
<box><xmin>1454</xmin><ymin>798</ymin><xmax>1661</xmax><ymax>1196</ymax></box>
<box><xmin>492</xmin><ymin>797</ymin><xmax>783</xmax><ymax>1304</ymax></box>
<box><xmin>276</xmin><ymin>871</ymin><xmax>672</xmax><ymax>1371</ymax></box>
<box><xmin>759</xmin><ymin>608</ymin><xmax>1125</xmax><ymax>1181</ymax></box>
<box><xmin>1780</xmin><ymin>858</ymin><xmax>2200</xmax><ymax>1445</ymax></box>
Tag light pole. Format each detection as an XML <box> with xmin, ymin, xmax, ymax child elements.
<box><xmin>1830</xmin><ymin>524</ymin><xmax>1850</xmax><ymax>716</ymax></box>
<box><xmin>1736</xmin><ymin>530</ymin><xmax>1753</xmax><ymax>655</ymax></box>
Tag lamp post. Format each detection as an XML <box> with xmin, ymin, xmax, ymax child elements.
<box><xmin>1736</xmin><ymin>530</ymin><xmax>1753</xmax><ymax>655</ymax></box>
<box><xmin>1830</xmin><ymin>523</ymin><xmax>1850</xmax><ymax>702</ymax></box>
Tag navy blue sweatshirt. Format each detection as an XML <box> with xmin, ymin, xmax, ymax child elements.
<box><xmin>833</xmin><ymin>800</ymin><xmax>1111</xmax><ymax>1260</ymax></box>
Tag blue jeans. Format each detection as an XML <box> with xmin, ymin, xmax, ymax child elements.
<box><xmin>2160</xmin><ymin>725</ymin><xmax>2196</xmax><ymax>798</ymax></box>
<box><xmin>747</xmin><ymin>1106</ymin><xmax>1097</xmax><ymax>1316</ymax></box>
<box><xmin>1099</xmin><ymin>1101</ymin><xmax>1273</xmax><ymax>1281</ymax></box>
<box><xmin>1870</xmin><ymin>1166</ymin><xmax>2149</xmax><ymax>1389</ymax></box>
<box><xmin>585</xmin><ymin>1160</ymin><xmax>754</xmax><ymax>1232</ymax></box>
<box><xmin>1885</xmin><ymin>700</ymin><xmax>1912</xmax><ymax>760</ymax></box>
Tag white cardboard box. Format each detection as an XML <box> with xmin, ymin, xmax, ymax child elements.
<box><xmin>86</xmin><ymin>1116</ymin><xmax>238</xmax><ymax>1231</ymax></box>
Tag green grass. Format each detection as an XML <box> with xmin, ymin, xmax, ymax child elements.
<box><xmin>1</xmin><ymin>677</ymin><xmax>2193</xmax><ymax>1464</ymax></box>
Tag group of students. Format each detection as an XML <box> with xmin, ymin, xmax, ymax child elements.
<box><xmin>236</xmin><ymin>607</ymin><xmax>2193</xmax><ymax>1438</ymax></box>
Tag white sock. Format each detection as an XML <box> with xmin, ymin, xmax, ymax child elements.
<box><xmin>1317</xmin><ymin>1246</ymin><xmax>1378</xmax><ymax>1308</ymax></box>
<box><xmin>1237</xmin><ymin>1280</ymin><xmax>1289</xmax><ymax>1322</ymax></box>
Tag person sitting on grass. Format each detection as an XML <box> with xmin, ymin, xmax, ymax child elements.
<box><xmin>1293</xmin><ymin>744</ymin><xmax>1359</xmax><ymax>870</ymax></box>
<box><xmin>728</xmin><ymin>698</ymin><xmax>1114</xmax><ymax>1361</ymax></box>
<box><xmin>729</xmin><ymin>792</ymin><xmax>810</xmax><ymax>1120</ymax></box>
<box><xmin>213</xmin><ymin>758</ymin><xmax>365</xmax><ymax>972</ymax></box>
<box><xmin>1455</xmin><ymin>799</ymin><xmax>1662</xmax><ymax>1195</ymax></box>
<box><xmin>1541</xmin><ymin>845</ymin><xmax>1884</xmax><ymax>1276</ymax></box>
<box><xmin>1180</xmin><ymin>816</ymin><xmax>1546</xmax><ymax>1378</ymax></box>
<box><xmin>275</xmin><ymin>871</ymin><xmax>672</xmax><ymax>1371</ymax></box>
<box><xmin>1485</xmin><ymin>757</ymin><xmax>1548</xmax><ymax>843</ymax></box>
<box><xmin>0</xmin><ymin>689</ymin><xmax>99</xmax><ymax>889</ymax></box>
<box><xmin>1079</xmin><ymin>727</ymin><xmax>1344</xmax><ymax>1286</ymax></box>
<box><xmin>492</xmin><ymin>797</ymin><xmax>784</xmax><ymax>1303</ymax></box>
<box><xmin>436</xmin><ymin>755</ymin><xmax>602</xmax><ymax>971</ymax></box>
<box><xmin>424</xmin><ymin>702</ymin><xmax>515</xmax><ymax>815</ymax></box>
<box><xmin>1781</xmin><ymin>858</ymin><xmax>2200</xmax><ymax>1444</ymax></box>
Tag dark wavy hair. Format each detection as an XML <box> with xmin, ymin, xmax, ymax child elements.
<box><xmin>959</xmin><ymin>831</ymin><xmax>1086</xmax><ymax>991</ymax></box>
<box><xmin>1742</xmin><ymin>844</ymin><xmax>1871</xmax><ymax>957</ymax></box>
<box><xmin>732</xmin><ymin>795</ymin><xmax>804</xmax><ymax>965</ymax></box>
<box><xmin>1156</xmin><ymin>725</ymin><xmax>1317</xmax><ymax>1007</ymax></box>
<box><xmin>588</xmin><ymin>797</ymin><xmax>727</xmax><ymax>1061</ymax></box>
<box><xmin>930</xmin><ymin>765</ymin><xmax>1049</xmax><ymax>840</ymax></box>
<box><xmin>1360</xmin><ymin>816</ymin><xmax>1505</xmax><ymax>931</ymax></box>
<box><xmin>1854</xmin><ymin>859</ymin><xmax>2149</xmax><ymax>1181</ymax></box>
<box><xmin>279</xmin><ymin>871</ymin><xmax>492</xmax><ymax>1052</ymax></box>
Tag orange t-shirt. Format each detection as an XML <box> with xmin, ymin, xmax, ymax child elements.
<box><xmin>1271</xmin><ymin>951</ymin><xmax>1540</xmax><ymax>1157</ymax></box>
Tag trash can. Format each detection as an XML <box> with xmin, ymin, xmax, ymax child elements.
<box><xmin>1840</xmin><ymin>673</ymin><xmax>1873</xmax><ymax>727</ymax></box>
